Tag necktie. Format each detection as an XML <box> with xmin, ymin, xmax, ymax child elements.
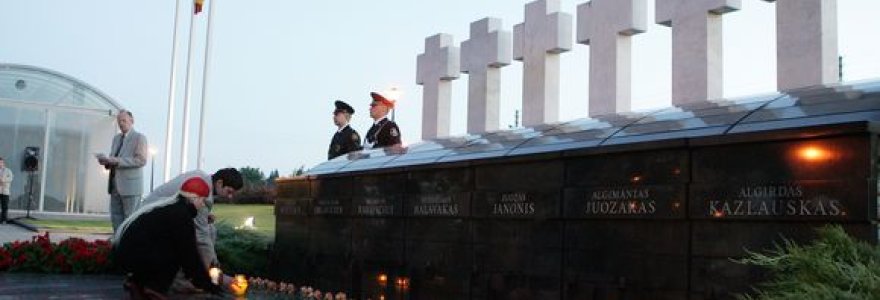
<box><xmin>113</xmin><ymin>134</ymin><xmax>126</xmax><ymax>156</ymax></box>
<box><xmin>108</xmin><ymin>133</ymin><xmax>125</xmax><ymax>194</ymax></box>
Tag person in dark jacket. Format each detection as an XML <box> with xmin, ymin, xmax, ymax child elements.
<box><xmin>113</xmin><ymin>177</ymin><xmax>222</xmax><ymax>297</ymax></box>
<box><xmin>328</xmin><ymin>100</ymin><xmax>362</xmax><ymax>159</ymax></box>
<box><xmin>364</xmin><ymin>92</ymin><xmax>402</xmax><ymax>149</ymax></box>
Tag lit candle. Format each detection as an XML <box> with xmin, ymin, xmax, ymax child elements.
<box><xmin>230</xmin><ymin>274</ymin><xmax>249</xmax><ymax>297</ymax></box>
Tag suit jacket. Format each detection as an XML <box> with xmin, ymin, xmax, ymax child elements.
<box><xmin>108</xmin><ymin>129</ymin><xmax>148</xmax><ymax>196</ymax></box>
<box><xmin>365</xmin><ymin>117</ymin><xmax>401</xmax><ymax>149</ymax></box>
<box><xmin>328</xmin><ymin>125</ymin><xmax>362</xmax><ymax>159</ymax></box>
<box><xmin>138</xmin><ymin>170</ymin><xmax>217</xmax><ymax>266</ymax></box>
<box><xmin>0</xmin><ymin>167</ymin><xmax>12</xmax><ymax>195</ymax></box>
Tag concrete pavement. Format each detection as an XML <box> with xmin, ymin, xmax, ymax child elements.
<box><xmin>1</xmin><ymin>210</ymin><xmax>112</xmax><ymax>244</ymax></box>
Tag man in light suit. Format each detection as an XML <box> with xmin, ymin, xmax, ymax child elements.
<box><xmin>98</xmin><ymin>109</ymin><xmax>148</xmax><ymax>232</ymax></box>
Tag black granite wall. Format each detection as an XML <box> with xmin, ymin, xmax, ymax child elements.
<box><xmin>274</xmin><ymin>129</ymin><xmax>878</xmax><ymax>300</ymax></box>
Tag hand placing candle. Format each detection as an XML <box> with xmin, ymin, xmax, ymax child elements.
<box><xmin>209</xmin><ymin>267</ymin><xmax>222</xmax><ymax>285</ymax></box>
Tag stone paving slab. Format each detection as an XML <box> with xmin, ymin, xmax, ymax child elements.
<box><xmin>0</xmin><ymin>274</ymin><xmax>306</xmax><ymax>299</ymax></box>
<box><xmin>0</xmin><ymin>273</ymin><xmax>125</xmax><ymax>299</ymax></box>
<box><xmin>0</xmin><ymin>274</ymin><xmax>250</xmax><ymax>299</ymax></box>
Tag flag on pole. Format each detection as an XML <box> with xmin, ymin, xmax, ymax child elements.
<box><xmin>194</xmin><ymin>0</ymin><xmax>205</xmax><ymax>15</ymax></box>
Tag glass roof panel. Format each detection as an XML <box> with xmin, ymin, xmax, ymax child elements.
<box><xmin>440</xmin><ymin>125</ymin><xmax>556</xmax><ymax>161</ymax></box>
<box><xmin>508</xmin><ymin>112</ymin><xmax>644</xmax><ymax>155</ymax></box>
<box><xmin>307</xmin><ymin>81</ymin><xmax>880</xmax><ymax>176</ymax></box>
<box><xmin>0</xmin><ymin>64</ymin><xmax>120</xmax><ymax>111</ymax></box>
<box><xmin>731</xmin><ymin>82</ymin><xmax>880</xmax><ymax>133</ymax></box>
<box><xmin>608</xmin><ymin>94</ymin><xmax>779</xmax><ymax>142</ymax></box>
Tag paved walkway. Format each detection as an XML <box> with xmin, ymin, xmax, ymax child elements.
<box><xmin>0</xmin><ymin>274</ymin><xmax>291</xmax><ymax>299</ymax></box>
<box><xmin>1</xmin><ymin>210</ymin><xmax>112</xmax><ymax>244</ymax></box>
<box><xmin>0</xmin><ymin>274</ymin><xmax>125</xmax><ymax>299</ymax></box>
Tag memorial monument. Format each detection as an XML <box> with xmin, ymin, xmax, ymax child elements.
<box><xmin>275</xmin><ymin>0</ymin><xmax>873</xmax><ymax>299</ymax></box>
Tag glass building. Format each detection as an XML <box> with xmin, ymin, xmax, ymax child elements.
<box><xmin>0</xmin><ymin>63</ymin><xmax>121</xmax><ymax>215</ymax></box>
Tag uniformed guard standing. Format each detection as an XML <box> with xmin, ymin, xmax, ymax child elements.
<box><xmin>328</xmin><ymin>100</ymin><xmax>363</xmax><ymax>160</ymax></box>
<box><xmin>364</xmin><ymin>92</ymin><xmax>402</xmax><ymax>149</ymax></box>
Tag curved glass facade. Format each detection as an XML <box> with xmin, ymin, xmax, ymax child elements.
<box><xmin>309</xmin><ymin>79</ymin><xmax>880</xmax><ymax>175</ymax></box>
<box><xmin>0</xmin><ymin>64</ymin><xmax>121</xmax><ymax>214</ymax></box>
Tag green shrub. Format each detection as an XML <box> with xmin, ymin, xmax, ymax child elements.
<box><xmin>215</xmin><ymin>221</ymin><xmax>272</xmax><ymax>277</ymax></box>
<box><xmin>736</xmin><ymin>225</ymin><xmax>880</xmax><ymax>300</ymax></box>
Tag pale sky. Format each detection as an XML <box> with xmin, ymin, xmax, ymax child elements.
<box><xmin>1</xmin><ymin>0</ymin><xmax>878</xmax><ymax>178</ymax></box>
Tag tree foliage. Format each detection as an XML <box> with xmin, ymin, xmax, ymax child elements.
<box><xmin>736</xmin><ymin>225</ymin><xmax>880</xmax><ymax>300</ymax></box>
<box><xmin>219</xmin><ymin>166</ymin><xmax>273</xmax><ymax>204</ymax></box>
<box><xmin>292</xmin><ymin>165</ymin><xmax>306</xmax><ymax>177</ymax></box>
<box><xmin>266</xmin><ymin>169</ymin><xmax>279</xmax><ymax>183</ymax></box>
<box><xmin>239</xmin><ymin>166</ymin><xmax>266</xmax><ymax>190</ymax></box>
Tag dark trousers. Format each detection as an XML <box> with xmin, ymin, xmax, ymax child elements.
<box><xmin>0</xmin><ymin>194</ymin><xmax>9</xmax><ymax>222</ymax></box>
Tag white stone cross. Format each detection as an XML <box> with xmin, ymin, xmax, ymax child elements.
<box><xmin>577</xmin><ymin>0</ymin><xmax>647</xmax><ymax>117</ymax></box>
<box><xmin>513</xmin><ymin>0</ymin><xmax>573</xmax><ymax>127</ymax></box>
<box><xmin>461</xmin><ymin>18</ymin><xmax>512</xmax><ymax>134</ymax></box>
<box><xmin>657</xmin><ymin>0</ymin><xmax>741</xmax><ymax>105</ymax></box>
<box><xmin>417</xmin><ymin>33</ymin><xmax>460</xmax><ymax>140</ymax></box>
<box><xmin>763</xmin><ymin>0</ymin><xmax>838</xmax><ymax>90</ymax></box>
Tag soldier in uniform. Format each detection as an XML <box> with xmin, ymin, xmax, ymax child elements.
<box><xmin>364</xmin><ymin>92</ymin><xmax>402</xmax><ymax>149</ymax></box>
<box><xmin>328</xmin><ymin>100</ymin><xmax>363</xmax><ymax>159</ymax></box>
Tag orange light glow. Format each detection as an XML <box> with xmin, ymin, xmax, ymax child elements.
<box><xmin>631</xmin><ymin>175</ymin><xmax>642</xmax><ymax>183</ymax></box>
<box><xmin>229</xmin><ymin>274</ymin><xmax>248</xmax><ymax>297</ymax></box>
<box><xmin>796</xmin><ymin>145</ymin><xmax>832</xmax><ymax>162</ymax></box>
<box><xmin>712</xmin><ymin>210</ymin><xmax>724</xmax><ymax>218</ymax></box>
<box><xmin>396</xmin><ymin>277</ymin><xmax>410</xmax><ymax>289</ymax></box>
<box><xmin>378</xmin><ymin>274</ymin><xmax>388</xmax><ymax>286</ymax></box>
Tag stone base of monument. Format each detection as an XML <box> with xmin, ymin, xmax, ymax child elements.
<box><xmin>274</xmin><ymin>82</ymin><xmax>880</xmax><ymax>299</ymax></box>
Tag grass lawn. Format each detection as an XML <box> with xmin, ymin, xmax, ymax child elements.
<box><xmin>212</xmin><ymin>204</ymin><xmax>275</xmax><ymax>238</ymax></box>
<box><xmin>23</xmin><ymin>219</ymin><xmax>112</xmax><ymax>234</ymax></box>
<box><xmin>19</xmin><ymin>204</ymin><xmax>275</xmax><ymax>238</ymax></box>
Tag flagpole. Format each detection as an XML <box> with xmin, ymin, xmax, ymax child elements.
<box><xmin>196</xmin><ymin>0</ymin><xmax>216</xmax><ymax>170</ymax></box>
<box><xmin>163</xmin><ymin>0</ymin><xmax>183</xmax><ymax>182</ymax></box>
<box><xmin>180</xmin><ymin>0</ymin><xmax>199</xmax><ymax>174</ymax></box>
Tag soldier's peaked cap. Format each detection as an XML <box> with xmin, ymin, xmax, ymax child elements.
<box><xmin>370</xmin><ymin>92</ymin><xmax>395</xmax><ymax>109</ymax></box>
<box><xmin>334</xmin><ymin>100</ymin><xmax>355</xmax><ymax>114</ymax></box>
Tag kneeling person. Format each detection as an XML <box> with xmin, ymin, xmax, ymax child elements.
<box><xmin>138</xmin><ymin>168</ymin><xmax>243</xmax><ymax>268</ymax></box>
<box><xmin>113</xmin><ymin>177</ymin><xmax>222</xmax><ymax>296</ymax></box>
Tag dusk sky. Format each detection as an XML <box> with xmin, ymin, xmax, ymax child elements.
<box><xmin>2</xmin><ymin>0</ymin><xmax>878</xmax><ymax>180</ymax></box>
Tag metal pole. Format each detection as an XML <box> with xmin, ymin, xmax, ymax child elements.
<box><xmin>180</xmin><ymin>0</ymin><xmax>199</xmax><ymax>173</ymax></box>
<box><xmin>163</xmin><ymin>0</ymin><xmax>183</xmax><ymax>182</ymax></box>
<box><xmin>37</xmin><ymin>109</ymin><xmax>51</xmax><ymax>212</ymax></box>
<box><xmin>150</xmin><ymin>157</ymin><xmax>155</xmax><ymax>192</ymax></box>
<box><xmin>196</xmin><ymin>0</ymin><xmax>216</xmax><ymax>170</ymax></box>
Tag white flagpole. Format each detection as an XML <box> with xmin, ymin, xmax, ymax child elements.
<box><xmin>163</xmin><ymin>0</ymin><xmax>183</xmax><ymax>182</ymax></box>
<box><xmin>196</xmin><ymin>0</ymin><xmax>216</xmax><ymax>170</ymax></box>
<box><xmin>180</xmin><ymin>0</ymin><xmax>199</xmax><ymax>174</ymax></box>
